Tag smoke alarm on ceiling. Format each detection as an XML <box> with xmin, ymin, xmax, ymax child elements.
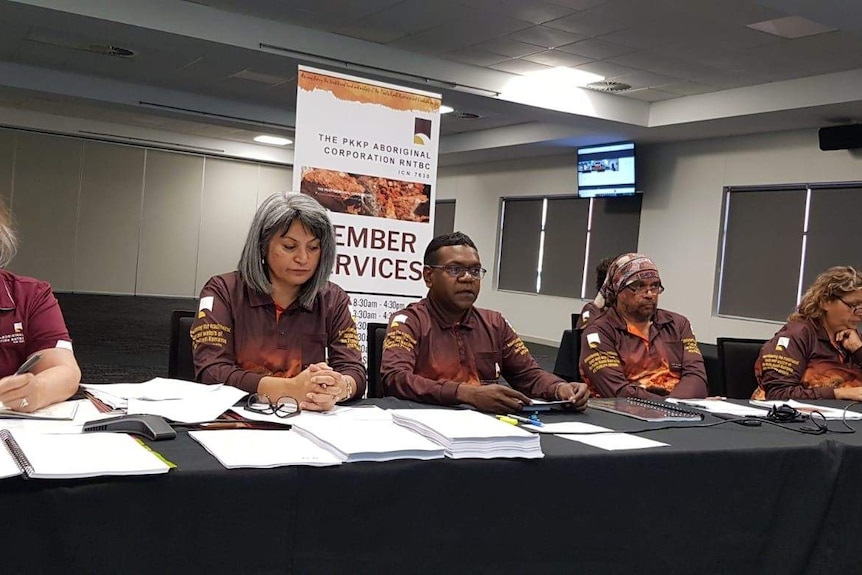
<box><xmin>585</xmin><ymin>81</ymin><xmax>632</xmax><ymax>93</ymax></box>
<box><xmin>85</xmin><ymin>44</ymin><xmax>136</xmax><ymax>58</ymax></box>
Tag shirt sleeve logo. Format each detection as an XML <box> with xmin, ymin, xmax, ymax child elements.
<box><xmin>13</xmin><ymin>322</ymin><xmax>22</xmax><ymax>332</ymax></box>
<box><xmin>198</xmin><ymin>296</ymin><xmax>214</xmax><ymax>318</ymax></box>
<box><xmin>587</xmin><ymin>332</ymin><xmax>601</xmax><ymax>349</ymax></box>
<box><xmin>390</xmin><ymin>313</ymin><xmax>408</xmax><ymax>327</ymax></box>
<box><xmin>776</xmin><ymin>336</ymin><xmax>789</xmax><ymax>352</ymax></box>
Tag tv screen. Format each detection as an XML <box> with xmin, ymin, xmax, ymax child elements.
<box><xmin>577</xmin><ymin>142</ymin><xmax>636</xmax><ymax>198</ymax></box>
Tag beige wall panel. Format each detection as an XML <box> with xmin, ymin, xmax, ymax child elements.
<box><xmin>195</xmin><ymin>158</ymin><xmax>259</xmax><ymax>293</ymax></box>
<box><xmin>257</xmin><ymin>164</ymin><xmax>292</xmax><ymax>205</ymax></box>
<box><xmin>0</xmin><ymin>129</ymin><xmax>15</xmax><ymax>208</ymax></box>
<box><xmin>7</xmin><ymin>132</ymin><xmax>81</xmax><ymax>290</ymax></box>
<box><xmin>74</xmin><ymin>141</ymin><xmax>145</xmax><ymax>294</ymax></box>
<box><xmin>137</xmin><ymin>150</ymin><xmax>203</xmax><ymax>296</ymax></box>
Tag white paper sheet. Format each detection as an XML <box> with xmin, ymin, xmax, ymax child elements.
<box><xmin>189</xmin><ymin>429</ymin><xmax>342</xmax><ymax>468</ymax></box>
<box><xmin>750</xmin><ymin>399</ymin><xmax>862</xmax><ymax>420</ymax></box>
<box><xmin>667</xmin><ymin>398</ymin><xmax>769</xmax><ymax>417</ymax></box>
<box><xmin>127</xmin><ymin>386</ymin><xmax>247</xmax><ymax>423</ymax></box>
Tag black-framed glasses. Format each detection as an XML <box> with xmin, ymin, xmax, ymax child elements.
<box><xmin>626</xmin><ymin>283</ymin><xmax>665</xmax><ymax>296</ymax></box>
<box><xmin>426</xmin><ymin>264</ymin><xmax>487</xmax><ymax>279</ymax></box>
<box><xmin>837</xmin><ymin>296</ymin><xmax>862</xmax><ymax>315</ymax></box>
<box><xmin>244</xmin><ymin>394</ymin><xmax>301</xmax><ymax>418</ymax></box>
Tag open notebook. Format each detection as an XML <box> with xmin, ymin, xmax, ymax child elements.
<box><xmin>0</xmin><ymin>400</ymin><xmax>79</xmax><ymax>420</ymax></box>
<box><xmin>0</xmin><ymin>430</ymin><xmax>171</xmax><ymax>479</ymax></box>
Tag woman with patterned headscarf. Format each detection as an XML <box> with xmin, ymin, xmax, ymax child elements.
<box><xmin>752</xmin><ymin>266</ymin><xmax>862</xmax><ymax>400</ymax></box>
<box><xmin>578</xmin><ymin>253</ymin><xmax>708</xmax><ymax>399</ymax></box>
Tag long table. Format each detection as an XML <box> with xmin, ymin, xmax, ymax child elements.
<box><xmin>0</xmin><ymin>398</ymin><xmax>860</xmax><ymax>574</ymax></box>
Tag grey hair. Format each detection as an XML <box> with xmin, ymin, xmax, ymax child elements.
<box><xmin>238</xmin><ymin>192</ymin><xmax>336</xmax><ymax>308</ymax></box>
<box><xmin>0</xmin><ymin>199</ymin><xmax>18</xmax><ymax>268</ymax></box>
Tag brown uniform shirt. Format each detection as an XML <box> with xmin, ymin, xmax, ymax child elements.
<box><xmin>0</xmin><ymin>270</ymin><xmax>73</xmax><ymax>377</ymax></box>
<box><xmin>578</xmin><ymin>301</ymin><xmax>603</xmax><ymax>330</ymax></box>
<box><xmin>579</xmin><ymin>307</ymin><xmax>708</xmax><ymax>398</ymax></box>
<box><xmin>192</xmin><ymin>272</ymin><xmax>365</xmax><ymax>395</ymax></box>
<box><xmin>752</xmin><ymin>319</ymin><xmax>862</xmax><ymax>400</ymax></box>
<box><xmin>380</xmin><ymin>297</ymin><xmax>564</xmax><ymax>405</ymax></box>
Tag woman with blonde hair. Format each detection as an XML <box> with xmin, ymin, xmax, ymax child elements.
<box><xmin>753</xmin><ymin>266</ymin><xmax>862</xmax><ymax>400</ymax></box>
<box><xmin>0</xmin><ymin>199</ymin><xmax>81</xmax><ymax>412</ymax></box>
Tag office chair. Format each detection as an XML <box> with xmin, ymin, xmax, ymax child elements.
<box><xmin>553</xmin><ymin>328</ymin><xmax>582</xmax><ymax>382</ymax></box>
<box><xmin>571</xmin><ymin>313</ymin><xmax>581</xmax><ymax>331</ymax></box>
<box><xmin>168</xmin><ymin>310</ymin><xmax>197</xmax><ymax>381</ymax></box>
<box><xmin>365</xmin><ymin>322</ymin><xmax>388</xmax><ymax>398</ymax></box>
<box><xmin>716</xmin><ymin>337</ymin><xmax>767</xmax><ymax>399</ymax></box>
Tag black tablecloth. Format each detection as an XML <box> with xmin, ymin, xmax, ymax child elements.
<box><xmin>1</xmin><ymin>398</ymin><xmax>860</xmax><ymax>574</ymax></box>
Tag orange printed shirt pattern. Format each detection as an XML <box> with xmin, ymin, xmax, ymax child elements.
<box><xmin>579</xmin><ymin>307</ymin><xmax>707</xmax><ymax>399</ymax></box>
<box><xmin>192</xmin><ymin>272</ymin><xmax>365</xmax><ymax>394</ymax></box>
<box><xmin>380</xmin><ymin>297</ymin><xmax>564</xmax><ymax>405</ymax></box>
<box><xmin>752</xmin><ymin>319</ymin><xmax>862</xmax><ymax>400</ymax></box>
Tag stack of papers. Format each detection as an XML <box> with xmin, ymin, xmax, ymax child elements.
<box><xmin>666</xmin><ymin>398</ymin><xmax>769</xmax><ymax>417</ymax></box>
<box><xmin>291</xmin><ymin>416</ymin><xmax>445</xmax><ymax>462</ymax></box>
<box><xmin>750</xmin><ymin>399</ymin><xmax>862</xmax><ymax>420</ymax></box>
<box><xmin>189</xmin><ymin>429</ymin><xmax>342</xmax><ymax>468</ymax></box>
<box><xmin>0</xmin><ymin>400</ymin><xmax>80</xmax><ymax>421</ymax></box>
<box><xmin>390</xmin><ymin>409</ymin><xmax>544</xmax><ymax>459</ymax></box>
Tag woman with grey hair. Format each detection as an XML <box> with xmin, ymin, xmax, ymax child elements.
<box><xmin>0</xmin><ymin>198</ymin><xmax>81</xmax><ymax>412</ymax></box>
<box><xmin>192</xmin><ymin>192</ymin><xmax>365</xmax><ymax>411</ymax></box>
<box><xmin>753</xmin><ymin>266</ymin><xmax>862</xmax><ymax>400</ymax></box>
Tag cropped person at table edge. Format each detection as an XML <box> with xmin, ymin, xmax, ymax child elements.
<box><xmin>579</xmin><ymin>253</ymin><xmax>707</xmax><ymax>399</ymax></box>
<box><xmin>192</xmin><ymin>192</ymin><xmax>365</xmax><ymax>411</ymax></box>
<box><xmin>380</xmin><ymin>232</ymin><xmax>589</xmax><ymax>414</ymax></box>
<box><xmin>0</xmin><ymin>199</ymin><xmax>81</xmax><ymax>412</ymax></box>
<box><xmin>578</xmin><ymin>256</ymin><xmax>615</xmax><ymax>330</ymax></box>
<box><xmin>752</xmin><ymin>266</ymin><xmax>862</xmax><ymax>401</ymax></box>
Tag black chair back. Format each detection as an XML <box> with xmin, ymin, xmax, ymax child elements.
<box><xmin>366</xmin><ymin>322</ymin><xmax>388</xmax><ymax>398</ymax></box>
<box><xmin>168</xmin><ymin>310</ymin><xmax>197</xmax><ymax>381</ymax></box>
<box><xmin>571</xmin><ymin>313</ymin><xmax>581</xmax><ymax>331</ymax></box>
<box><xmin>553</xmin><ymin>328</ymin><xmax>582</xmax><ymax>382</ymax></box>
<box><xmin>717</xmin><ymin>337</ymin><xmax>766</xmax><ymax>399</ymax></box>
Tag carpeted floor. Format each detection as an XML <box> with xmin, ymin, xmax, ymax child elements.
<box><xmin>55</xmin><ymin>293</ymin><xmax>560</xmax><ymax>383</ymax></box>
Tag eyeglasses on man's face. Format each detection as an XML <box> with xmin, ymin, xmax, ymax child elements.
<box><xmin>837</xmin><ymin>295</ymin><xmax>862</xmax><ymax>315</ymax></box>
<box><xmin>626</xmin><ymin>283</ymin><xmax>665</xmax><ymax>296</ymax></box>
<box><xmin>245</xmin><ymin>393</ymin><xmax>301</xmax><ymax>418</ymax></box>
<box><xmin>426</xmin><ymin>264</ymin><xmax>487</xmax><ymax>279</ymax></box>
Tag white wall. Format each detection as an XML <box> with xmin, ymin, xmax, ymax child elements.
<box><xmin>438</xmin><ymin>128</ymin><xmax>862</xmax><ymax>345</ymax></box>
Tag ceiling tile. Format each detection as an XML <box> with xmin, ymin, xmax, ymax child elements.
<box><xmin>329</xmin><ymin>25</ymin><xmax>408</xmax><ymax>44</ymax></box>
<box><xmin>354</xmin><ymin>0</ymin><xmax>463</xmax><ymax>34</ymax></box>
<box><xmin>521</xmin><ymin>49</ymin><xmax>593</xmax><ymax>67</ymax></box>
<box><xmin>442</xmin><ymin>47</ymin><xmax>512</xmax><ymax>66</ymax></box>
<box><xmin>459</xmin><ymin>0</ymin><xmax>576</xmax><ymax>25</ymax></box>
<box><xmin>618</xmin><ymin>87</ymin><xmax>678</xmax><ymax>102</ymax></box>
<box><xmin>574</xmin><ymin>60</ymin><xmax>637</xmax><ymax>79</ymax></box>
<box><xmin>543</xmin><ymin>11</ymin><xmax>629</xmax><ymax>36</ymax></box>
<box><xmin>388</xmin><ymin>12</ymin><xmax>533</xmax><ymax>52</ymax></box>
<box><xmin>508</xmin><ymin>25</ymin><xmax>586</xmax><ymax>48</ymax></box>
<box><xmin>475</xmin><ymin>38</ymin><xmax>545</xmax><ymax>58</ymax></box>
<box><xmin>556</xmin><ymin>38</ymin><xmax>633</xmax><ymax>59</ymax></box>
<box><xmin>611</xmin><ymin>69</ymin><xmax>681</xmax><ymax>89</ymax></box>
<box><xmin>545</xmin><ymin>0</ymin><xmax>607</xmax><ymax>9</ymax></box>
<box><xmin>490</xmin><ymin>59</ymin><xmax>553</xmax><ymax>74</ymax></box>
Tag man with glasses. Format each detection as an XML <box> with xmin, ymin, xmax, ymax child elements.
<box><xmin>380</xmin><ymin>232</ymin><xmax>589</xmax><ymax>414</ymax></box>
<box><xmin>579</xmin><ymin>253</ymin><xmax>708</xmax><ymax>398</ymax></box>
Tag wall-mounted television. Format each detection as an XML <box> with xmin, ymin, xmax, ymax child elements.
<box><xmin>577</xmin><ymin>142</ymin><xmax>636</xmax><ymax>198</ymax></box>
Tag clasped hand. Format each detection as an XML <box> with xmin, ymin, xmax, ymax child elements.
<box><xmin>295</xmin><ymin>362</ymin><xmax>346</xmax><ymax>412</ymax></box>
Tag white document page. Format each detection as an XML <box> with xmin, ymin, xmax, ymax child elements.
<box><xmin>667</xmin><ymin>398</ymin><xmax>769</xmax><ymax>417</ymax></box>
<box><xmin>84</xmin><ymin>379</ymin><xmax>223</xmax><ymax>401</ymax></box>
<box><xmin>0</xmin><ymin>400</ymin><xmax>80</xmax><ymax>420</ymax></box>
<box><xmin>531</xmin><ymin>421</ymin><xmax>669</xmax><ymax>451</ymax></box>
<box><xmin>750</xmin><ymin>399</ymin><xmax>862</xmax><ymax>420</ymax></box>
<box><xmin>8</xmin><ymin>431</ymin><xmax>170</xmax><ymax>478</ymax></box>
<box><xmin>189</xmin><ymin>429</ymin><xmax>342</xmax><ymax>468</ymax></box>
<box><xmin>127</xmin><ymin>385</ymin><xmax>247</xmax><ymax>423</ymax></box>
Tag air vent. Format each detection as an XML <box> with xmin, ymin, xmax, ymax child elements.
<box><xmin>85</xmin><ymin>44</ymin><xmax>136</xmax><ymax>58</ymax></box>
<box><xmin>452</xmin><ymin>111</ymin><xmax>482</xmax><ymax>119</ymax></box>
<box><xmin>585</xmin><ymin>81</ymin><xmax>632</xmax><ymax>93</ymax></box>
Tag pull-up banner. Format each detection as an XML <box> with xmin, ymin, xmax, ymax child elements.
<box><xmin>292</xmin><ymin>66</ymin><xmax>441</xmax><ymax>358</ymax></box>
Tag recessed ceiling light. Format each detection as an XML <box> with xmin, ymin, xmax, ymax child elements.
<box><xmin>439</xmin><ymin>105</ymin><xmax>454</xmax><ymax>114</ymax></box>
<box><xmin>254</xmin><ymin>135</ymin><xmax>292</xmax><ymax>146</ymax></box>
<box><xmin>747</xmin><ymin>15</ymin><xmax>836</xmax><ymax>39</ymax></box>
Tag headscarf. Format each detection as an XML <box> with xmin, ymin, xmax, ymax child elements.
<box><xmin>593</xmin><ymin>253</ymin><xmax>661</xmax><ymax>309</ymax></box>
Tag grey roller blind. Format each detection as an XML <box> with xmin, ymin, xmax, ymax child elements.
<box><xmin>498</xmin><ymin>198</ymin><xmax>543</xmax><ymax>292</ymax></box>
<box><xmin>585</xmin><ymin>195</ymin><xmax>642</xmax><ymax>299</ymax></box>
<box><xmin>718</xmin><ymin>189</ymin><xmax>806</xmax><ymax>321</ymax></box>
<box><xmin>540</xmin><ymin>197</ymin><xmax>589</xmax><ymax>297</ymax></box>
<box><xmin>802</xmin><ymin>186</ymin><xmax>862</xmax><ymax>289</ymax></box>
<box><xmin>434</xmin><ymin>200</ymin><xmax>455</xmax><ymax>238</ymax></box>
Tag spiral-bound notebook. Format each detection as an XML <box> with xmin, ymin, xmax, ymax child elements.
<box><xmin>589</xmin><ymin>398</ymin><xmax>704</xmax><ymax>422</ymax></box>
<box><xmin>0</xmin><ymin>430</ymin><xmax>171</xmax><ymax>479</ymax></box>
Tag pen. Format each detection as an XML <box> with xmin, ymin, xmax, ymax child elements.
<box><xmin>15</xmin><ymin>353</ymin><xmax>42</xmax><ymax>375</ymax></box>
<box><xmin>507</xmin><ymin>413</ymin><xmax>544</xmax><ymax>427</ymax></box>
<box><xmin>496</xmin><ymin>415</ymin><xmax>519</xmax><ymax>426</ymax></box>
